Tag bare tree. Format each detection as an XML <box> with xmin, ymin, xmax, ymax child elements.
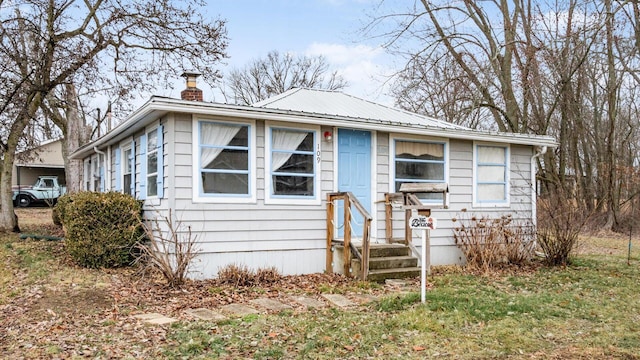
<box><xmin>219</xmin><ymin>50</ymin><xmax>348</xmax><ymax>105</ymax></box>
<box><xmin>0</xmin><ymin>0</ymin><xmax>228</xmax><ymax>232</ymax></box>
<box><xmin>373</xmin><ymin>0</ymin><xmax>640</xmax><ymax>232</ymax></box>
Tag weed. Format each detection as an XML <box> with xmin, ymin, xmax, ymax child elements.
<box><xmin>452</xmin><ymin>212</ymin><xmax>535</xmax><ymax>272</ymax></box>
<box><xmin>137</xmin><ymin>209</ymin><xmax>200</xmax><ymax>288</ymax></box>
<box><xmin>217</xmin><ymin>264</ymin><xmax>282</xmax><ymax>287</ymax></box>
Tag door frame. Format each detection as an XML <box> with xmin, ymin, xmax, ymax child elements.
<box><xmin>332</xmin><ymin>127</ymin><xmax>377</xmax><ymax>241</ymax></box>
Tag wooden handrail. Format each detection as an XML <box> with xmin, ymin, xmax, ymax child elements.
<box><xmin>326</xmin><ymin>192</ymin><xmax>372</xmax><ymax>281</ymax></box>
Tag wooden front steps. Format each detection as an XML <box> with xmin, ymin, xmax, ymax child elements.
<box><xmin>350</xmin><ymin>243</ymin><xmax>420</xmax><ymax>282</ymax></box>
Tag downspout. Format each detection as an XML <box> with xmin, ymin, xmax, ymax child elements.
<box><xmin>531</xmin><ymin>146</ymin><xmax>548</xmax><ymax>229</ymax></box>
<box><xmin>94</xmin><ymin>147</ymin><xmax>107</xmax><ymax>192</ymax></box>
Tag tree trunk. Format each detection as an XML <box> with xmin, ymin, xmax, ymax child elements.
<box><xmin>61</xmin><ymin>84</ymin><xmax>90</xmax><ymax>193</ymax></box>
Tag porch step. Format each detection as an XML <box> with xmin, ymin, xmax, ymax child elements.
<box><xmin>354</xmin><ymin>243</ymin><xmax>411</xmax><ymax>258</ymax></box>
<box><xmin>343</xmin><ymin>243</ymin><xmax>420</xmax><ymax>282</ymax></box>
<box><xmin>366</xmin><ymin>267</ymin><xmax>421</xmax><ymax>283</ymax></box>
<box><xmin>353</xmin><ymin>255</ymin><xmax>417</xmax><ymax>270</ymax></box>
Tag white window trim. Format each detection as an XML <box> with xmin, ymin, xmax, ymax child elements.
<box><xmin>473</xmin><ymin>142</ymin><xmax>510</xmax><ymax>208</ymax></box>
<box><xmin>192</xmin><ymin>116</ymin><xmax>257</xmax><ymax>204</ymax></box>
<box><xmin>145</xmin><ymin>125</ymin><xmax>159</xmax><ymax>199</ymax></box>
<box><xmin>120</xmin><ymin>138</ymin><xmax>134</xmax><ymax>196</ymax></box>
<box><xmin>83</xmin><ymin>158</ymin><xmax>91</xmax><ymax>191</ymax></box>
<box><xmin>265</xmin><ymin>121</ymin><xmax>321</xmax><ymax>205</ymax></box>
<box><xmin>388</xmin><ymin>134</ymin><xmax>449</xmax><ymax>204</ymax></box>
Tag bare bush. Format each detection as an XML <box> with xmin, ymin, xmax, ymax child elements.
<box><xmin>217</xmin><ymin>264</ymin><xmax>281</xmax><ymax>287</ymax></box>
<box><xmin>537</xmin><ymin>197</ymin><xmax>589</xmax><ymax>266</ymax></box>
<box><xmin>136</xmin><ymin>209</ymin><xmax>199</xmax><ymax>288</ymax></box>
<box><xmin>453</xmin><ymin>212</ymin><xmax>535</xmax><ymax>272</ymax></box>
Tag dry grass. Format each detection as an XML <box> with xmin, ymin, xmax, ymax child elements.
<box><xmin>2</xmin><ymin>209</ymin><xmax>640</xmax><ymax>359</ymax></box>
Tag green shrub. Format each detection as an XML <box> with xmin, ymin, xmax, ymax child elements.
<box><xmin>59</xmin><ymin>191</ymin><xmax>143</xmax><ymax>268</ymax></box>
<box><xmin>52</xmin><ymin>194</ymin><xmax>71</xmax><ymax>226</ymax></box>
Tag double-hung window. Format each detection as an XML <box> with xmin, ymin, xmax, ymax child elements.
<box><xmin>123</xmin><ymin>146</ymin><xmax>133</xmax><ymax>196</ymax></box>
<box><xmin>474</xmin><ymin>144</ymin><xmax>509</xmax><ymax>206</ymax></box>
<box><xmin>266</xmin><ymin>126</ymin><xmax>318</xmax><ymax>203</ymax></box>
<box><xmin>393</xmin><ymin>139</ymin><xmax>447</xmax><ymax>203</ymax></box>
<box><xmin>146</xmin><ymin>129</ymin><xmax>159</xmax><ymax>197</ymax></box>
<box><xmin>197</xmin><ymin>120</ymin><xmax>253</xmax><ymax>200</ymax></box>
<box><xmin>140</xmin><ymin>126</ymin><xmax>163</xmax><ymax>200</ymax></box>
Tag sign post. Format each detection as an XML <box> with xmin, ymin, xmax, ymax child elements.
<box><xmin>410</xmin><ymin>215</ymin><xmax>436</xmax><ymax>303</ymax></box>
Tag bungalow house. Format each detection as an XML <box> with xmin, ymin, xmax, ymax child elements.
<box><xmin>71</xmin><ymin>75</ymin><xmax>557</xmax><ymax>280</ymax></box>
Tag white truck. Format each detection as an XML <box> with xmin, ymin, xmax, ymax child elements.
<box><xmin>12</xmin><ymin>176</ymin><xmax>67</xmax><ymax>207</ymax></box>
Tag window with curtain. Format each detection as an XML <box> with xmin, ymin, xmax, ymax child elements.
<box><xmin>147</xmin><ymin>129</ymin><xmax>158</xmax><ymax>197</ymax></box>
<box><xmin>394</xmin><ymin>140</ymin><xmax>446</xmax><ymax>202</ymax></box>
<box><xmin>199</xmin><ymin>121</ymin><xmax>250</xmax><ymax>195</ymax></box>
<box><xmin>475</xmin><ymin>145</ymin><xmax>508</xmax><ymax>204</ymax></box>
<box><xmin>270</xmin><ymin>128</ymin><xmax>315</xmax><ymax>197</ymax></box>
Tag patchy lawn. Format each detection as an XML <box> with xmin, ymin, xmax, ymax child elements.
<box><xmin>1</xmin><ymin>208</ymin><xmax>639</xmax><ymax>359</ymax></box>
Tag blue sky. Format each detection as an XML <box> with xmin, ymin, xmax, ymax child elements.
<box><xmin>165</xmin><ymin>0</ymin><xmax>399</xmax><ymax>105</ymax></box>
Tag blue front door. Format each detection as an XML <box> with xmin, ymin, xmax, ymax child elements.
<box><xmin>337</xmin><ymin>129</ymin><xmax>371</xmax><ymax>237</ymax></box>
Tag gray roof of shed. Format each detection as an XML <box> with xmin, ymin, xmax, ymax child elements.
<box><xmin>253</xmin><ymin>88</ymin><xmax>466</xmax><ymax>130</ymax></box>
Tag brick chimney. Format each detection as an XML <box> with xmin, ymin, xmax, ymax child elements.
<box><xmin>180</xmin><ymin>72</ymin><xmax>203</xmax><ymax>101</ymax></box>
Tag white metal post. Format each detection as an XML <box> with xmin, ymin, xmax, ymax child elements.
<box><xmin>421</xmin><ymin>228</ymin><xmax>427</xmax><ymax>303</ymax></box>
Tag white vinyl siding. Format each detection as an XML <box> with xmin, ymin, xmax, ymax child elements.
<box><xmin>474</xmin><ymin>143</ymin><xmax>509</xmax><ymax>207</ymax></box>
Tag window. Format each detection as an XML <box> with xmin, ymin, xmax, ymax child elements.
<box><xmin>268</xmin><ymin>127</ymin><xmax>317</xmax><ymax>201</ymax></box>
<box><xmin>393</xmin><ymin>139</ymin><xmax>446</xmax><ymax>202</ymax></box>
<box><xmin>475</xmin><ymin>144</ymin><xmax>509</xmax><ymax>206</ymax></box>
<box><xmin>198</xmin><ymin>120</ymin><xmax>251</xmax><ymax>197</ymax></box>
<box><xmin>84</xmin><ymin>159</ymin><xmax>91</xmax><ymax>190</ymax></box>
<box><xmin>140</xmin><ymin>127</ymin><xmax>163</xmax><ymax>199</ymax></box>
<box><xmin>146</xmin><ymin>129</ymin><xmax>158</xmax><ymax>197</ymax></box>
<box><xmin>93</xmin><ymin>156</ymin><xmax>99</xmax><ymax>191</ymax></box>
<box><xmin>84</xmin><ymin>155</ymin><xmax>102</xmax><ymax>192</ymax></box>
<box><xmin>123</xmin><ymin>146</ymin><xmax>133</xmax><ymax>195</ymax></box>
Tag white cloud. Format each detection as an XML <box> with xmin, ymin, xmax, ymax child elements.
<box><xmin>305</xmin><ymin>42</ymin><xmax>396</xmax><ymax>105</ymax></box>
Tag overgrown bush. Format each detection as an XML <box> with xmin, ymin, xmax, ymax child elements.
<box><xmin>537</xmin><ymin>197</ymin><xmax>588</xmax><ymax>266</ymax></box>
<box><xmin>56</xmin><ymin>191</ymin><xmax>143</xmax><ymax>268</ymax></box>
<box><xmin>452</xmin><ymin>211</ymin><xmax>535</xmax><ymax>272</ymax></box>
<box><xmin>136</xmin><ymin>209</ymin><xmax>200</xmax><ymax>288</ymax></box>
<box><xmin>216</xmin><ymin>264</ymin><xmax>281</xmax><ymax>287</ymax></box>
<box><xmin>52</xmin><ymin>194</ymin><xmax>71</xmax><ymax>226</ymax></box>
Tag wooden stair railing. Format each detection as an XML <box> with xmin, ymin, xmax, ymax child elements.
<box><xmin>326</xmin><ymin>192</ymin><xmax>372</xmax><ymax>280</ymax></box>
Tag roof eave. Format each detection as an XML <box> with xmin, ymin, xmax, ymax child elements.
<box><xmin>71</xmin><ymin>97</ymin><xmax>558</xmax><ymax>159</ymax></box>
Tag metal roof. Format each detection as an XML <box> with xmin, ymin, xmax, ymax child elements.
<box><xmin>71</xmin><ymin>92</ymin><xmax>558</xmax><ymax>159</ymax></box>
<box><xmin>253</xmin><ymin>88</ymin><xmax>466</xmax><ymax>130</ymax></box>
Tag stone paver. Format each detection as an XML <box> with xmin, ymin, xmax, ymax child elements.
<box><xmin>249</xmin><ymin>298</ymin><xmax>292</xmax><ymax>312</ymax></box>
<box><xmin>220</xmin><ymin>303</ymin><xmax>260</xmax><ymax>317</ymax></box>
<box><xmin>385</xmin><ymin>279</ymin><xmax>408</xmax><ymax>287</ymax></box>
<box><xmin>321</xmin><ymin>294</ymin><xmax>355</xmax><ymax>308</ymax></box>
<box><xmin>185</xmin><ymin>308</ymin><xmax>227</xmax><ymax>321</ymax></box>
<box><xmin>292</xmin><ymin>296</ymin><xmax>326</xmax><ymax>309</ymax></box>
<box><xmin>134</xmin><ymin>313</ymin><xmax>178</xmax><ymax>325</ymax></box>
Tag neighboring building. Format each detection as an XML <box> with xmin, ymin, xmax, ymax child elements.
<box><xmin>71</xmin><ymin>77</ymin><xmax>557</xmax><ymax>279</ymax></box>
<box><xmin>13</xmin><ymin>139</ymin><xmax>66</xmax><ymax>188</ymax></box>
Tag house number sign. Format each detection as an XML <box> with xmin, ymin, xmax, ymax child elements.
<box><xmin>410</xmin><ymin>215</ymin><xmax>437</xmax><ymax>230</ymax></box>
<box><xmin>316</xmin><ymin>143</ymin><xmax>321</xmax><ymax>163</ymax></box>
